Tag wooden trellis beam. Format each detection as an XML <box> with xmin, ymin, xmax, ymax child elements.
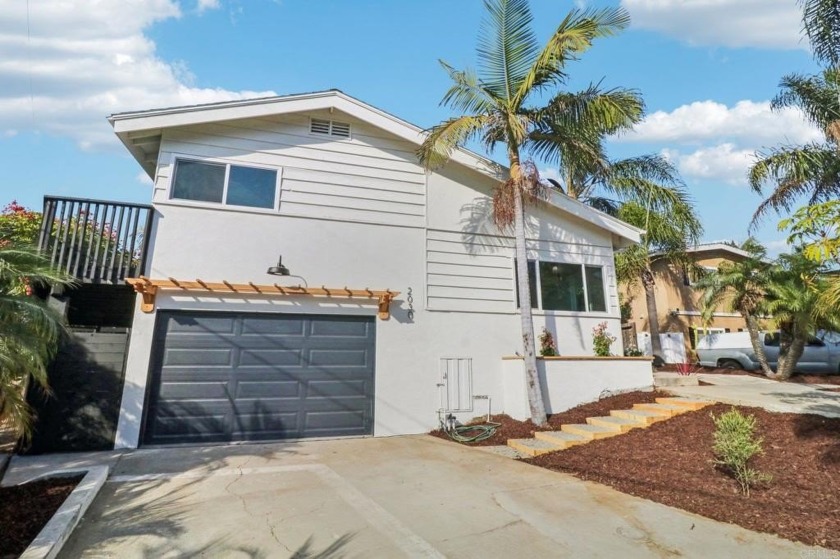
<box><xmin>126</xmin><ymin>277</ymin><xmax>399</xmax><ymax>319</ymax></box>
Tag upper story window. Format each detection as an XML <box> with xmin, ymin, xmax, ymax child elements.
<box><xmin>171</xmin><ymin>159</ymin><xmax>279</xmax><ymax>210</ymax></box>
<box><xmin>515</xmin><ymin>259</ymin><xmax>608</xmax><ymax>313</ymax></box>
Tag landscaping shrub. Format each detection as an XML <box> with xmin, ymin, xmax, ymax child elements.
<box><xmin>592</xmin><ymin>322</ymin><xmax>616</xmax><ymax>357</ymax></box>
<box><xmin>539</xmin><ymin>327</ymin><xmax>557</xmax><ymax>356</ymax></box>
<box><xmin>711</xmin><ymin>408</ymin><xmax>771</xmax><ymax>496</ymax></box>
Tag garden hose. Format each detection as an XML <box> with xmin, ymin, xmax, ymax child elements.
<box><xmin>445</xmin><ymin>422</ymin><xmax>501</xmax><ymax>443</ymax></box>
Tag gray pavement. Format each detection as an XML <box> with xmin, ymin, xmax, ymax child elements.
<box><xmin>670</xmin><ymin>373</ymin><xmax>840</xmax><ymax>417</ymax></box>
<box><xmin>4</xmin><ymin>435</ymin><xmax>828</xmax><ymax>558</ymax></box>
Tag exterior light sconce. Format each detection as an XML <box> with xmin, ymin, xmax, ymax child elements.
<box><xmin>669</xmin><ymin>308</ymin><xmax>680</xmax><ymax>317</ymax></box>
<box><xmin>267</xmin><ymin>255</ymin><xmax>290</xmax><ymax>276</ymax></box>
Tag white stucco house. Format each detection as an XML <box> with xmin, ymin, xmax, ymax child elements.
<box><xmin>85</xmin><ymin>90</ymin><xmax>652</xmax><ymax>449</ymax></box>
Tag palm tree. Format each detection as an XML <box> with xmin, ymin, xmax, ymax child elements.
<box><xmin>749</xmin><ymin>68</ymin><xmax>840</xmax><ymax>226</ymax></box>
<box><xmin>542</xmin><ymin>153</ymin><xmax>689</xmax><ymax>216</ymax></box>
<box><xmin>694</xmin><ymin>239</ymin><xmax>775</xmax><ymax>376</ymax></box>
<box><xmin>0</xmin><ymin>246</ymin><xmax>70</xmax><ymax>441</ymax></box>
<box><xmin>749</xmin><ymin>0</ymin><xmax>840</xmax><ymax>227</ymax></box>
<box><xmin>613</xmin><ymin>201</ymin><xmax>703</xmax><ymax>359</ymax></box>
<box><xmin>762</xmin><ymin>251</ymin><xmax>840</xmax><ymax>379</ymax></box>
<box><xmin>418</xmin><ymin>0</ymin><xmax>637</xmax><ymax>425</ymax></box>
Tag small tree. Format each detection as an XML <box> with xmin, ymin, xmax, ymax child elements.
<box><xmin>711</xmin><ymin>408</ymin><xmax>771</xmax><ymax>496</ymax></box>
<box><xmin>694</xmin><ymin>239</ymin><xmax>775</xmax><ymax>377</ymax></box>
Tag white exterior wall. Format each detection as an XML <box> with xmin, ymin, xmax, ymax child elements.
<box><xmin>115</xmin><ymin>110</ymin><xmax>627</xmax><ymax>448</ymax></box>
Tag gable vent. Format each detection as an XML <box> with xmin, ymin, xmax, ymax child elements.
<box><xmin>310</xmin><ymin>117</ymin><xmax>351</xmax><ymax>138</ymax></box>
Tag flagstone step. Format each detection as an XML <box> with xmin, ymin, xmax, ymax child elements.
<box><xmin>534</xmin><ymin>430</ymin><xmax>588</xmax><ymax>449</ymax></box>
<box><xmin>610</xmin><ymin>409</ymin><xmax>671</xmax><ymax>425</ymax></box>
<box><xmin>507</xmin><ymin>437</ymin><xmax>565</xmax><ymax>457</ymax></box>
<box><xmin>632</xmin><ymin>403</ymin><xmax>692</xmax><ymax>417</ymax></box>
<box><xmin>655</xmin><ymin>397</ymin><xmax>714</xmax><ymax>411</ymax></box>
<box><xmin>560</xmin><ymin>423</ymin><xmax>620</xmax><ymax>440</ymax></box>
<box><xmin>586</xmin><ymin>416</ymin><xmax>644</xmax><ymax>433</ymax></box>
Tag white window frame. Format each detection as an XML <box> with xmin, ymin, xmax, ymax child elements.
<box><xmin>515</xmin><ymin>258</ymin><xmax>610</xmax><ymax>315</ymax></box>
<box><xmin>166</xmin><ymin>154</ymin><xmax>283</xmax><ymax>213</ymax></box>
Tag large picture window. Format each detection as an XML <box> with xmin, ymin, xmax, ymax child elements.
<box><xmin>515</xmin><ymin>259</ymin><xmax>608</xmax><ymax>313</ymax></box>
<box><xmin>171</xmin><ymin>159</ymin><xmax>279</xmax><ymax>210</ymax></box>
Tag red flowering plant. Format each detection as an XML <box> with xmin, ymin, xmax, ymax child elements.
<box><xmin>539</xmin><ymin>327</ymin><xmax>558</xmax><ymax>356</ymax></box>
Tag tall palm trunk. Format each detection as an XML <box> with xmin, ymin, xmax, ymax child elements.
<box><xmin>510</xmin><ymin>153</ymin><xmax>547</xmax><ymax>426</ymax></box>
<box><xmin>775</xmin><ymin>326</ymin><xmax>806</xmax><ymax>380</ymax></box>
<box><xmin>641</xmin><ymin>267</ymin><xmax>663</xmax><ymax>357</ymax></box>
<box><xmin>744</xmin><ymin>313</ymin><xmax>774</xmax><ymax>376</ymax></box>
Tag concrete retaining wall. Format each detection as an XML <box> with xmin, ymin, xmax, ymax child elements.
<box><xmin>502</xmin><ymin>356</ymin><xmax>654</xmax><ymax>420</ymax></box>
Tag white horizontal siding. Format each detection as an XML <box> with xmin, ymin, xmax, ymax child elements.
<box><xmin>155</xmin><ymin>112</ymin><xmax>427</xmax><ymax>228</ymax></box>
<box><xmin>426</xmin><ymin>229</ymin><xmax>620</xmax><ymax>315</ymax></box>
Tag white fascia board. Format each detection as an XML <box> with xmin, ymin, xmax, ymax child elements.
<box><xmin>684</xmin><ymin>243</ymin><xmax>750</xmax><ymax>258</ymax></box>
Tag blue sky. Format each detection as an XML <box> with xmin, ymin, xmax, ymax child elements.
<box><xmin>0</xmin><ymin>0</ymin><xmax>822</xmax><ymax>252</ymax></box>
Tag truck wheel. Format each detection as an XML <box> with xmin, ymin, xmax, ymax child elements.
<box><xmin>719</xmin><ymin>359</ymin><xmax>742</xmax><ymax>370</ymax></box>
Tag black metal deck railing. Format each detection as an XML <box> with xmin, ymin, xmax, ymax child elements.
<box><xmin>38</xmin><ymin>196</ymin><xmax>154</xmax><ymax>284</ymax></box>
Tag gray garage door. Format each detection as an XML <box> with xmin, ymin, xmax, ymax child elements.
<box><xmin>143</xmin><ymin>311</ymin><xmax>375</xmax><ymax>445</ymax></box>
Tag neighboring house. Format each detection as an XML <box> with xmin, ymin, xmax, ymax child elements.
<box><xmin>39</xmin><ymin>90</ymin><xmax>646</xmax><ymax>450</ymax></box>
<box><xmin>621</xmin><ymin>243</ymin><xmax>759</xmax><ymax>359</ymax></box>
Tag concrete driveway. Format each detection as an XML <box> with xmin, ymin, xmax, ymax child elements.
<box><xmin>671</xmin><ymin>373</ymin><xmax>840</xmax><ymax>418</ymax></box>
<box><xmin>4</xmin><ymin>435</ymin><xmax>822</xmax><ymax>558</ymax></box>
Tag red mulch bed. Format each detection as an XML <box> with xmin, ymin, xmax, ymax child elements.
<box><xmin>429</xmin><ymin>390</ymin><xmax>666</xmax><ymax>446</ymax></box>
<box><xmin>526</xmin><ymin>405</ymin><xmax>840</xmax><ymax>551</ymax></box>
<box><xmin>0</xmin><ymin>475</ymin><xmax>83</xmax><ymax>557</ymax></box>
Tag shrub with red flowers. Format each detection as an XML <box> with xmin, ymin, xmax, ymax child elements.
<box><xmin>592</xmin><ymin>321</ymin><xmax>617</xmax><ymax>357</ymax></box>
<box><xmin>0</xmin><ymin>200</ymin><xmax>41</xmax><ymax>247</ymax></box>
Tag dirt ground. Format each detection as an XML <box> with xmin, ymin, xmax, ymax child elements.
<box><xmin>0</xmin><ymin>475</ymin><xmax>82</xmax><ymax>558</ymax></box>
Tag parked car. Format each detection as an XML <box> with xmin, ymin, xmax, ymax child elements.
<box><xmin>696</xmin><ymin>331</ymin><xmax>840</xmax><ymax>374</ymax></box>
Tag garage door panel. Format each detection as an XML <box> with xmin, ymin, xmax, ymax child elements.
<box><xmin>238</xmin><ymin>349</ymin><xmax>304</xmax><ymax>367</ymax></box>
<box><xmin>144</xmin><ymin>312</ymin><xmax>375</xmax><ymax>445</ymax></box>
<box><xmin>309</xmin><ymin>319</ymin><xmax>371</xmax><ymax>337</ymax></box>
<box><xmin>165</xmin><ymin>316</ymin><xmax>236</xmax><ymax>334</ymax></box>
<box><xmin>163</xmin><ymin>348</ymin><xmax>234</xmax><ymax>367</ymax></box>
<box><xmin>158</xmin><ymin>381</ymin><xmax>231</xmax><ymax>400</ymax></box>
<box><xmin>236</xmin><ymin>380</ymin><xmax>301</xmax><ymax>399</ymax></box>
<box><xmin>241</xmin><ymin>316</ymin><xmax>306</xmax><ymax>336</ymax></box>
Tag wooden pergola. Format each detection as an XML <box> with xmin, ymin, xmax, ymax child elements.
<box><xmin>126</xmin><ymin>277</ymin><xmax>400</xmax><ymax>320</ymax></box>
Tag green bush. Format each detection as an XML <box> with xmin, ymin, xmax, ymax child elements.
<box><xmin>710</xmin><ymin>408</ymin><xmax>771</xmax><ymax>496</ymax></box>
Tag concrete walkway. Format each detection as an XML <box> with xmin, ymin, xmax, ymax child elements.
<box><xmin>3</xmin><ymin>435</ymin><xmax>826</xmax><ymax>558</ymax></box>
<box><xmin>670</xmin><ymin>373</ymin><xmax>840</xmax><ymax>417</ymax></box>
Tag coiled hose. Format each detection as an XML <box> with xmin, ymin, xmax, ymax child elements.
<box><xmin>445</xmin><ymin>422</ymin><xmax>501</xmax><ymax>443</ymax></box>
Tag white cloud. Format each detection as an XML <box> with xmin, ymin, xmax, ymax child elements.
<box><xmin>197</xmin><ymin>0</ymin><xmax>221</xmax><ymax>12</ymax></box>
<box><xmin>0</xmin><ymin>1</ymin><xmax>274</xmax><ymax>149</ymax></box>
<box><xmin>136</xmin><ymin>171</ymin><xmax>154</xmax><ymax>186</ymax></box>
<box><xmin>625</xmin><ymin>100</ymin><xmax>821</xmax><ymax>146</ymax></box>
<box><xmin>662</xmin><ymin>143</ymin><xmax>755</xmax><ymax>184</ymax></box>
<box><xmin>621</xmin><ymin>0</ymin><xmax>804</xmax><ymax>49</ymax></box>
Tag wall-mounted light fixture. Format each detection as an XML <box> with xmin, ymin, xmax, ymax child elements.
<box><xmin>669</xmin><ymin>308</ymin><xmax>680</xmax><ymax>317</ymax></box>
<box><xmin>267</xmin><ymin>255</ymin><xmax>290</xmax><ymax>276</ymax></box>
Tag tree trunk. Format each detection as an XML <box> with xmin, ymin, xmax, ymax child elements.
<box><xmin>642</xmin><ymin>267</ymin><xmax>663</xmax><ymax>358</ymax></box>
<box><xmin>775</xmin><ymin>326</ymin><xmax>806</xmax><ymax>380</ymax></box>
<box><xmin>744</xmin><ymin>313</ymin><xmax>774</xmax><ymax>377</ymax></box>
<box><xmin>510</xmin><ymin>155</ymin><xmax>547</xmax><ymax>426</ymax></box>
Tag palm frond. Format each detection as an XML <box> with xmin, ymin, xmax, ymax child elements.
<box><xmin>773</xmin><ymin>70</ymin><xmax>840</xmax><ymax>135</ymax></box>
<box><xmin>477</xmin><ymin>0</ymin><xmax>539</xmax><ymax>103</ymax></box>
<box><xmin>800</xmin><ymin>0</ymin><xmax>840</xmax><ymax>66</ymax></box>
<box><xmin>418</xmin><ymin>114</ymin><xmax>492</xmax><ymax>170</ymax></box>
<box><xmin>438</xmin><ymin>60</ymin><xmax>497</xmax><ymax>115</ymax></box>
<box><xmin>749</xmin><ymin>143</ymin><xmax>840</xmax><ymax>227</ymax></box>
<box><xmin>513</xmin><ymin>6</ymin><xmax>630</xmax><ymax>104</ymax></box>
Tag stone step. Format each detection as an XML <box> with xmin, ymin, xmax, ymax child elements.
<box><xmin>534</xmin><ymin>431</ymin><xmax>588</xmax><ymax>449</ymax></box>
<box><xmin>632</xmin><ymin>403</ymin><xmax>690</xmax><ymax>417</ymax></box>
<box><xmin>560</xmin><ymin>423</ymin><xmax>619</xmax><ymax>440</ymax></box>
<box><xmin>655</xmin><ymin>397</ymin><xmax>714</xmax><ymax>411</ymax></box>
<box><xmin>507</xmin><ymin>438</ymin><xmax>564</xmax><ymax>457</ymax></box>
<box><xmin>586</xmin><ymin>416</ymin><xmax>643</xmax><ymax>433</ymax></box>
<box><xmin>610</xmin><ymin>409</ymin><xmax>670</xmax><ymax>425</ymax></box>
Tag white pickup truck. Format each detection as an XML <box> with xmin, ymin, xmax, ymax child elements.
<box><xmin>696</xmin><ymin>330</ymin><xmax>840</xmax><ymax>374</ymax></box>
